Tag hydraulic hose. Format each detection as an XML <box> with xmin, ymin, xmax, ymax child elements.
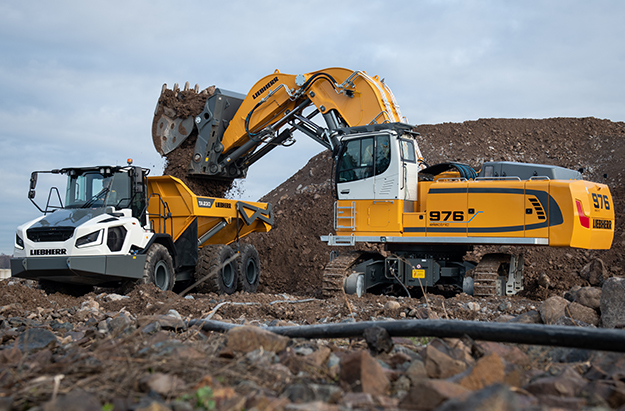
<box><xmin>187</xmin><ymin>318</ymin><xmax>625</xmax><ymax>353</ymax></box>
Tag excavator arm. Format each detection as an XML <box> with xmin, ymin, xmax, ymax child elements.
<box><xmin>152</xmin><ymin>68</ymin><xmax>408</xmax><ymax>180</ymax></box>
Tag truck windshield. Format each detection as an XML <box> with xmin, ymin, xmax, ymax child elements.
<box><xmin>65</xmin><ymin>171</ymin><xmax>131</xmax><ymax>209</ymax></box>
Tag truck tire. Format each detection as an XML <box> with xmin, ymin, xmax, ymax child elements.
<box><xmin>238</xmin><ymin>244</ymin><xmax>260</xmax><ymax>293</ymax></box>
<box><xmin>195</xmin><ymin>244</ymin><xmax>238</xmax><ymax>294</ymax></box>
<box><xmin>120</xmin><ymin>243</ymin><xmax>175</xmax><ymax>293</ymax></box>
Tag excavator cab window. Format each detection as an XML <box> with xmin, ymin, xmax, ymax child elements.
<box><xmin>337</xmin><ymin>134</ymin><xmax>391</xmax><ymax>183</ymax></box>
<box><xmin>399</xmin><ymin>139</ymin><xmax>416</xmax><ymax>163</ymax></box>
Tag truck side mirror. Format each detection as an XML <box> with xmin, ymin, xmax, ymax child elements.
<box><xmin>132</xmin><ymin>167</ymin><xmax>144</xmax><ymax>193</ymax></box>
<box><xmin>28</xmin><ymin>189</ymin><xmax>36</xmax><ymax>199</ymax></box>
<box><xmin>29</xmin><ymin>172</ymin><xmax>38</xmax><ymax>190</ymax></box>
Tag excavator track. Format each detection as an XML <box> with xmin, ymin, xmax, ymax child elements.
<box><xmin>321</xmin><ymin>252</ymin><xmax>362</xmax><ymax>298</ymax></box>
<box><xmin>472</xmin><ymin>253</ymin><xmax>510</xmax><ymax>297</ymax></box>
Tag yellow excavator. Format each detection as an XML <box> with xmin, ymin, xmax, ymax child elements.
<box><xmin>152</xmin><ymin>67</ymin><xmax>614</xmax><ymax>297</ymax></box>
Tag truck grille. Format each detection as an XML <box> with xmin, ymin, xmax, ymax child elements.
<box><xmin>27</xmin><ymin>227</ymin><xmax>75</xmax><ymax>242</ymax></box>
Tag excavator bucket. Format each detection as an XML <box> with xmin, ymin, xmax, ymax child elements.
<box><xmin>151</xmin><ymin>82</ymin><xmax>214</xmax><ymax>155</ymax></box>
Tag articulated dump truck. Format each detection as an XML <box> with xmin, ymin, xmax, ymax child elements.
<box><xmin>10</xmin><ymin>161</ymin><xmax>272</xmax><ymax>295</ymax></box>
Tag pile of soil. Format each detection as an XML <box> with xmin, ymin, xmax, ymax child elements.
<box><xmin>244</xmin><ymin>117</ymin><xmax>625</xmax><ymax>299</ymax></box>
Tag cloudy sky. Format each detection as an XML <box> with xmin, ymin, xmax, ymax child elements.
<box><xmin>1</xmin><ymin>1</ymin><xmax>624</xmax><ymax>255</ymax></box>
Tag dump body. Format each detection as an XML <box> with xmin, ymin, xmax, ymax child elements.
<box><xmin>146</xmin><ymin>175</ymin><xmax>272</xmax><ymax>247</ymax></box>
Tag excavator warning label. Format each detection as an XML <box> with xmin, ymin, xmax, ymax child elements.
<box><xmin>197</xmin><ymin>198</ymin><xmax>214</xmax><ymax>208</ymax></box>
<box><xmin>412</xmin><ymin>269</ymin><xmax>425</xmax><ymax>279</ymax></box>
<box><xmin>593</xmin><ymin>219</ymin><xmax>612</xmax><ymax>229</ymax></box>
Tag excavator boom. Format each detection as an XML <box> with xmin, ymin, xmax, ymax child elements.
<box><xmin>152</xmin><ymin>68</ymin><xmax>409</xmax><ymax>180</ymax></box>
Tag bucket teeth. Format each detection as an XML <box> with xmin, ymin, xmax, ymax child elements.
<box><xmin>184</xmin><ymin>81</ymin><xmax>190</xmax><ymax>92</ymax></box>
<box><xmin>161</xmin><ymin>83</ymin><xmax>167</xmax><ymax>95</ymax></box>
<box><xmin>194</xmin><ymin>84</ymin><xmax>199</xmax><ymax>93</ymax></box>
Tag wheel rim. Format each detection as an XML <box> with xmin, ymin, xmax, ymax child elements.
<box><xmin>154</xmin><ymin>260</ymin><xmax>170</xmax><ymax>290</ymax></box>
<box><xmin>245</xmin><ymin>259</ymin><xmax>258</xmax><ymax>285</ymax></box>
<box><xmin>222</xmin><ymin>263</ymin><xmax>235</xmax><ymax>288</ymax></box>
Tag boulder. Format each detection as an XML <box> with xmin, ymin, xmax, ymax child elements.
<box><xmin>454</xmin><ymin>352</ymin><xmax>506</xmax><ymax>391</ymax></box>
<box><xmin>434</xmin><ymin>384</ymin><xmax>517</xmax><ymax>411</ymax></box>
<box><xmin>509</xmin><ymin>310</ymin><xmax>542</xmax><ymax>324</ymax></box>
<box><xmin>573</xmin><ymin>286</ymin><xmax>602</xmax><ymax>310</ymax></box>
<box><xmin>539</xmin><ymin>296</ymin><xmax>568</xmax><ymax>324</ymax></box>
<box><xmin>579</xmin><ymin>258</ymin><xmax>607</xmax><ymax>286</ymax></box>
<box><xmin>226</xmin><ymin>326</ymin><xmax>289</xmax><ymax>353</ymax></box>
<box><xmin>600</xmin><ymin>277</ymin><xmax>625</xmax><ymax>328</ymax></box>
<box><xmin>399</xmin><ymin>379</ymin><xmax>470</xmax><ymax>411</ymax></box>
<box><xmin>566</xmin><ymin>301</ymin><xmax>600</xmax><ymax>326</ymax></box>
<box><xmin>423</xmin><ymin>344</ymin><xmax>468</xmax><ymax>379</ymax></box>
<box><xmin>339</xmin><ymin>350</ymin><xmax>390</xmax><ymax>396</ymax></box>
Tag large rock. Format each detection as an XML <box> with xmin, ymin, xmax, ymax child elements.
<box><xmin>600</xmin><ymin>277</ymin><xmax>625</xmax><ymax>328</ymax></box>
<box><xmin>423</xmin><ymin>344</ymin><xmax>468</xmax><ymax>379</ymax></box>
<box><xmin>573</xmin><ymin>286</ymin><xmax>602</xmax><ymax>310</ymax></box>
<box><xmin>524</xmin><ymin>366</ymin><xmax>587</xmax><ymax>397</ymax></box>
<box><xmin>14</xmin><ymin>328</ymin><xmax>57</xmax><ymax>352</ymax></box>
<box><xmin>566</xmin><ymin>301</ymin><xmax>600</xmax><ymax>326</ymax></box>
<box><xmin>579</xmin><ymin>258</ymin><xmax>607</xmax><ymax>286</ymax></box>
<box><xmin>226</xmin><ymin>326</ymin><xmax>289</xmax><ymax>353</ymax></box>
<box><xmin>399</xmin><ymin>379</ymin><xmax>470</xmax><ymax>411</ymax></box>
<box><xmin>339</xmin><ymin>350</ymin><xmax>390</xmax><ymax>396</ymax></box>
<box><xmin>509</xmin><ymin>310</ymin><xmax>542</xmax><ymax>324</ymax></box>
<box><xmin>454</xmin><ymin>352</ymin><xmax>506</xmax><ymax>390</ymax></box>
<box><xmin>539</xmin><ymin>296</ymin><xmax>568</xmax><ymax>324</ymax></box>
<box><xmin>434</xmin><ymin>384</ymin><xmax>518</xmax><ymax>411</ymax></box>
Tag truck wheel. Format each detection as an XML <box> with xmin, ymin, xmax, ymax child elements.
<box><xmin>143</xmin><ymin>243</ymin><xmax>175</xmax><ymax>291</ymax></box>
<box><xmin>196</xmin><ymin>244</ymin><xmax>238</xmax><ymax>294</ymax></box>
<box><xmin>238</xmin><ymin>244</ymin><xmax>260</xmax><ymax>293</ymax></box>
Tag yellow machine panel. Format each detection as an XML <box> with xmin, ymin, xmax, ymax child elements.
<box><xmin>147</xmin><ymin>176</ymin><xmax>272</xmax><ymax>247</ymax></box>
<box><xmin>335</xmin><ymin>178</ymin><xmax>613</xmax><ymax>249</ymax></box>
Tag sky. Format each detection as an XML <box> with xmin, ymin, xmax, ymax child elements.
<box><xmin>1</xmin><ymin>0</ymin><xmax>624</xmax><ymax>255</ymax></box>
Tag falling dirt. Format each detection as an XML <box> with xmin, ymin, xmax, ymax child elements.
<box><xmin>155</xmin><ymin>85</ymin><xmax>236</xmax><ymax>198</ymax></box>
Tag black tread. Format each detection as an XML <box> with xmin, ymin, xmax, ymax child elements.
<box><xmin>238</xmin><ymin>244</ymin><xmax>260</xmax><ymax>293</ymax></box>
<box><xmin>321</xmin><ymin>251</ymin><xmax>362</xmax><ymax>298</ymax></box>
<box><xmin>120</xmin><ymin>243</ymin><xmax>175</xmax><ymax>293</ymax></box>
<box><xmin>195</xmin><ymin>244</ymin><xmax>238</xmax><ymax>294</ymax></box>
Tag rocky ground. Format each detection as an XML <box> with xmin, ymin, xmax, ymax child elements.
<box><xmin>2</xmin><ymin>117</ymin><xmax>625</xmax><ymax>410</ymax></box>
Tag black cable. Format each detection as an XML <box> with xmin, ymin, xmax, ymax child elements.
<box><xmin>187</xmin><ymin>318</ymin><xmax>625</xmax><ymax>353</ymax></box>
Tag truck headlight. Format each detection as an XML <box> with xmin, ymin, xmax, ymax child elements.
<box><xmin>15</xmin><ymin>233</ymin><xmax>24</xmax><ymax>250</ymax></box>
<box><xmin>76</xmin><ymin>229</ymin><xmax>103</xmax><ymax>247</ymax></box>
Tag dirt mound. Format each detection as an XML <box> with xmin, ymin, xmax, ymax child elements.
<box><xmin>249</xmin><ymin>117</ymin><xmax>625</xmax><ymax>299</ymax></box>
